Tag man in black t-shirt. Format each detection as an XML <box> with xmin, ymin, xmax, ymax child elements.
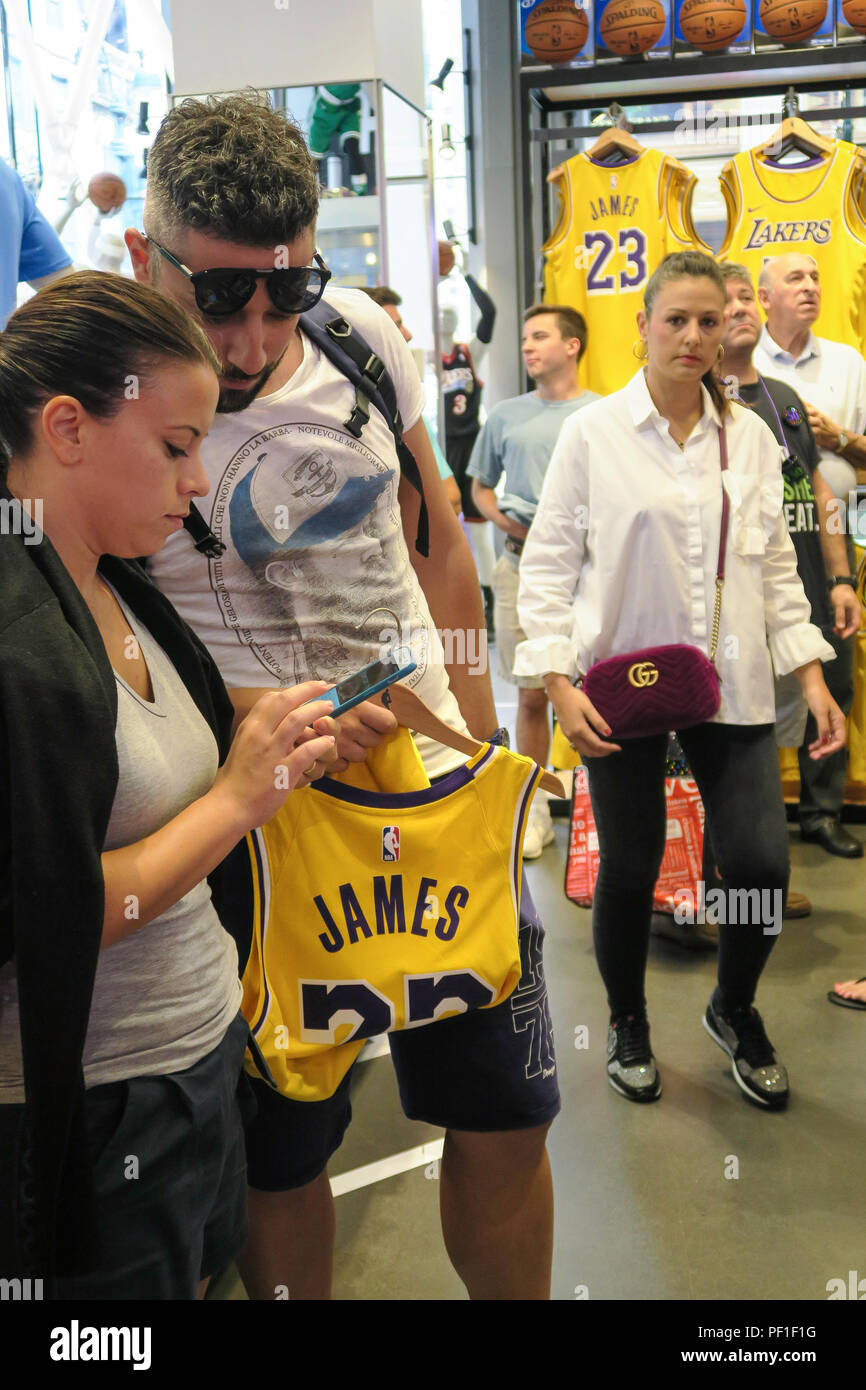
<box><xmin>718</xmin><ymin>265</ymin><xmax>862</xmax><ymax>908</ymax></box>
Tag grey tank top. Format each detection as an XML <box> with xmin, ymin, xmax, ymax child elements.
<box><xmin>0</xmin><ymin>587</ymin><xmax>242</xmax><ymax>1100</ymax></box>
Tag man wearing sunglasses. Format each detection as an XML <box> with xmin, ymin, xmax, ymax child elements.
<box><xmin>125</xmin><ymin>91</ymin><xmax>558</xmax><ymax>1303</ymax></box>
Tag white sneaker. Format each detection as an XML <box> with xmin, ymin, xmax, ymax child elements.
<box><xmin>523</xmin><ymin>807</ymin><xmax>555</xmax><ymax>860</ymax></box>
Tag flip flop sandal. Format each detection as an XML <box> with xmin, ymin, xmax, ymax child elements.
<box><xmin>827</xmin><ymin>977</ymin><xmax>866</xmax><ymax>1011</ymax></box>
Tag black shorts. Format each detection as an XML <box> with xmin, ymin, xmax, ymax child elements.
<box><xmin>244</xmin><ymin>878</ymin><xmax>560</xmax><ymax>1191</ymax></box>
<box><xmin>0</xmin><ymin>1009</ymin><xmax>255</xmax><ymax>1298</ymax></box>
<box><xmin>445</xmin><ymin>433</ymin><xmax>484</xmax><ymax>520</ymax></box>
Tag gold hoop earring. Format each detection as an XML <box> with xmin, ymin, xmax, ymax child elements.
<box><xmin>717</xmin><ymin>344</ymin><xmax>725</xmax><ymax>363</ymax></box>
<box><xmin>632</xmin><ymin>340</ymin><xmax>648</xmax><ymax>361</ymax></box>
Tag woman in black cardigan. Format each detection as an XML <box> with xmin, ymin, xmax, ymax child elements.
<box><xmin>0</xmin><ymin>273</ymin><xmax>340</xmax><ymax>1295</ymax></box>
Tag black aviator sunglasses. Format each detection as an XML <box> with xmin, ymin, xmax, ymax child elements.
<box><xmin>146</xmin><ymin>236</ymin><xmax>332</xmax><ymax>318</ymax></box>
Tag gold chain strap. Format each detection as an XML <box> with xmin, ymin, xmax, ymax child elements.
<box><xmin>709</xmin><ymin>575</ymin><xmax>724</xmax><ymax>665</ymax></box>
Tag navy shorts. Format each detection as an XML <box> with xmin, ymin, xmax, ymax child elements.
<box><xmin>244</xmin><ymin>878</ymin><xmax>560</xmax><ymax>1191</ymax></box>
<box><xmin>0</xmin><ymin>1010</ymin><xmax>254</xmax><ymax>1298</ymax></box>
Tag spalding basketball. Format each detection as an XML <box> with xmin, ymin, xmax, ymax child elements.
<box><xmin>758</xmin><ymin>0</ymin><xmax>827</xmax><ymax>41</ymax></box>
<box><xmin>679</xmin><ymin>0</ymin><xmax>747</xmax><ymax>49</ymax></box>
<box><xmin>87</xmin><ymin>171</ymin><xmax>127</xmax><ymax>213</ymax></box>
<box><xmin>525</xmin><ymin>0</ymin><xmax>589</xmax><ymax>63</ymax></box>
<box><xmin>841</xmin><ymin>0</ymin><xmax>866</xmax><ymax>30</ymax></box>
<box><xmin>438</xmin><ymin>240</ymin><xmax>456</xmax><ymax>277</ymax></box>
<box><xmin>599</xmin><ymin>0</ymin><xmax>666</xmax><ymax>54</ymax></box>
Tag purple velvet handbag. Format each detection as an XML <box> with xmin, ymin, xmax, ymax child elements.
<box><xmin>581</xmin><ymin>424</ymin><xmax>730</xmax><ymax>740</ymax></box>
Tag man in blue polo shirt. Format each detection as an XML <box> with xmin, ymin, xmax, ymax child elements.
<box><xmin>0</xmin><ymin>157</ymin><xmax>72</xmax><ymax>326</ymax></box>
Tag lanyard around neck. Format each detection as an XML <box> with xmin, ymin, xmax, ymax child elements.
<box><xmin>734</xmin><ymin>375</ymin><xmax>788</xmax><ymax>450</ymax></box>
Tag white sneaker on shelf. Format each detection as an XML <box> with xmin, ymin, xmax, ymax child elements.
<box><xmin>523</xmin><ymin>801</ymin><xmax>554</xmax><ymax>860</ymax></box>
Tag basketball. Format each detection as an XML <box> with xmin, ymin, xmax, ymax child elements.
<box><xmin>525</xmin><ymin>0</ymin><xmax>589</xmax><ymax>63</ymax></box>
<box><xmin>758</xmin><ymin>0</ymin><xmax>827</xmax><ymax>41</ymax></box>
<box><xmin>438</xmin><ymin>240</ymin><xmax>456</xmax><ymax>277</ymax></box>
<box><xmin>841</xmin><ymin>0</ymin><xmax>866</xmax><ymax>29</ymax></box>
<box><xmin>679</xmin><ymin>0</ymin><xmax>747</xmax><ymax>49</ymax></box>
<box><xmin>599</xmin><ymin>0</ymin><xmax>667</xmax><ymax>55</ymax></box>
<box><xmin>87</xmin><ymin>171</ymin><xmax>127</xmax><ymax>213</ymax></box>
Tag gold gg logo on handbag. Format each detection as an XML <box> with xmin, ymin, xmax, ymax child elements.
<box><xmin>627</xmin><ymin>661</ymin><xmax>659</xmax><ymax>688</ymax></box>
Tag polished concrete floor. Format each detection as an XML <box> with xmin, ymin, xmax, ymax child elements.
<box><xmin>212</xmin><ymin>688</ymin><xmax>866</xmax><ymax>1302</ymax></box>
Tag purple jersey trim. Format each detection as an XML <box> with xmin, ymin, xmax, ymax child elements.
<box><xmin>312</xmin><ymin>743</ymin><xmax>498</xmax><ymax>808</ymax></box>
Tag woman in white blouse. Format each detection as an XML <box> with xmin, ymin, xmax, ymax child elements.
<box><xmin>515</xmin><ymin>251</ymin><xmax>844</xmax><ymax>1110</ymax></box>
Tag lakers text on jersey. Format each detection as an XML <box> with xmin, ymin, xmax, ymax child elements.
<box><xmin>719</xmin><ymin>141</ymin><xmax>866</xmax><ymax>352</ymax></box>
<box><xmin>240</xmin><ymin>738</ymin><xmax>544</xmax><ymax>1101</ymax></box>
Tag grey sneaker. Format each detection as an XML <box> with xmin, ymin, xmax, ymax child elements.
<box><xmin>703</xmin><ymin>993</ymin><xmax>789</xmax><ymax>1110</ymax></box>
<box><xmin>606</xmin><ymin>1014</ymin><xmax>661</xmax><ymax>1102</ymax></box>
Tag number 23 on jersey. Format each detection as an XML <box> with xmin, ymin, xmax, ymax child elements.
<box><xmin>575</xmin><ymin>227</ymin><xmax>648</xmax><ymax>293</ymax></box>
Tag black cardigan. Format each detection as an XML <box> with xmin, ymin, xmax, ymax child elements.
<box><xmin>0</xmin><ymin>490</ymin><xmax>242</xmax><ymax>1280</ymax></box>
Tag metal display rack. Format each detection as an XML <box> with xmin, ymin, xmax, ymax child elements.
<box><xmin>516</xmin><ymin>39</ymin><xmax>866</xmax><ymax>312</ymax></box>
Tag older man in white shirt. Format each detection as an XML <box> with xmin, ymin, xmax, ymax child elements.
<box><xmin>753</xmin><ymin>252</ymin><xmax>865</xmax><ymax>859</ymax></box>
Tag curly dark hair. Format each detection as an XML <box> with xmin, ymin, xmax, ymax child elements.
<box><xmin>144</xmin><ymin>91</ymin><xmax>319</xmax><ymax>248</ymax></box>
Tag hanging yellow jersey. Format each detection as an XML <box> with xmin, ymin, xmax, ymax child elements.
<box><xmin>718</xmin><ymin>141</ymin><xmax>866</xmax><ymax>353</ymax></box>
<box><xmin>778</xmin><ymin>550</ymin><xmax>866</xmax><ymax>804</ymax></box>
<box><xmin>847</xmin><ymin>549</ymin><xmax>866</xmax><ymax>795</ymax></box>
<box><xmin>543</xmin><ymin>147</ymin><xmax>698</xmax><ymax>396</ymax></box>
<box><xmin>664</xmin><ymin>154</ymin><xmax>711</xmax><ymax>253</ymax></box>
<box><xmin>241</xmin><ymin>736</ymin><xmax>543</xmax><ymax>1101</ymax></box>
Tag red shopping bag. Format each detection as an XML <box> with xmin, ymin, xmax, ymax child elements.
<box><xmin>565</xmin><ymin>766</ymin><xmax>706</xmax><ymax>912</ymax></box>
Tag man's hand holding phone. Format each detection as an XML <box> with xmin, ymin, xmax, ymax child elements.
<box><xmin>323</xmin><ymin>650</ymin><xmax>416</xmax><ymax>771</ymax></box>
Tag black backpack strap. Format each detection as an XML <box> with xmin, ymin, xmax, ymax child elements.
<box><xmin>182</xmin><ymin>501</ymin><xmax>225</xmax><ymax>558</ymax></box>
<box><xmin>300</xmin><ymin>299</ymin><xmax>429</xmax><ymax>557</ymax></box>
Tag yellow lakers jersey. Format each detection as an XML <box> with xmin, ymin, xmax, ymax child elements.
<box><xmin>664</xmin><ymin>154</ymin><xmax>711</xmax><ymax>253</ymax></box>
<box><xmin>779</xmin><ymin>550</ymin><xmax>865</xmax><ymax>801</ymax></box>
<box><xmin>543</xmin><ymin>147</ymin><xmax>698</xmax><ymax>395</ymax></box>
<box><xmin>850</xmin><ymin>550</ymin><xmax>866</xmax><ymax>794</ymax></box>
<box><xmin>240</xmin><ymin>737</ymin><xmax>543</xmax><ymax>1101</ymax></box>
<box><xmin>718</xmin><ymin>141</ymin><xmax>866</xmax><ymax>352</ymax></box>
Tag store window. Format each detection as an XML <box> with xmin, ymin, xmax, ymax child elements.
<box><xmin>422</xmin><ymin>0</ymin><xmax>473</xmax><ymax>345</ymax></box>
<box><xmin>1</xmin><ymin>0</ymin><xmax>170</xmax><ymax>293</ymax></box>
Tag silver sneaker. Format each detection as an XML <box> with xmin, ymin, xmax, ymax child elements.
<box><xmin>703</xmin><ymin>995</ymin><xmax>789</xmax><ymax>1109</ymax></box>
<box><xmin>606</xmin><ymin>1014</ymin><xmax>661</xmax><ymax>1102</ymax></box>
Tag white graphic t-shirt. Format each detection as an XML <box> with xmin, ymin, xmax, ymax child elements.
<box><xmin>148</xmin><ymin>288</ymin><xmax>469</xmax><ymax>778</ymax></box>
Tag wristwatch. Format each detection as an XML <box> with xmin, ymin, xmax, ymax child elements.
<box><xmin>836</xmin><ymin>431</ymin><xmax>849</xmax><ymax>452</ymax></box>
<box><xmin>828</xmin><ymin>576</ymin><xmax>857</xmax><ymax>589</ymax></box>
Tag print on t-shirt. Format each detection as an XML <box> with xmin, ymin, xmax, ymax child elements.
<box><xmin>782</xmin><ymin>455</ymin><xmax>817</xmax><ymax>537</ymax></box>
<box><xmin>207</xmin><ymin>419</ymin><xmax>435</xmax><ymax>687</ymax></box>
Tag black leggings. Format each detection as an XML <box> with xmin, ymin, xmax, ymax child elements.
<box><xmin>583</xmin><ymin>723</ymin><xmax>790</xmax><ymax>1018</ymax></box>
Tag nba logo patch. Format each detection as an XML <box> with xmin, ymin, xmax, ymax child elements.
<box><xmin>382</xmin><ymin>826</ymin><xmax>400</xmax><ymax>862</ymax></box>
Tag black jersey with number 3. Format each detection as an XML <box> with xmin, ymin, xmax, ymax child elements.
<box><xmin>442</xmin><ymin>343</ymin><xmax>482</xmax><ymax>440</ymax></box>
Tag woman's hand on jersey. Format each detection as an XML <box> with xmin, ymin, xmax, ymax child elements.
<box><xmin>796</xmin><ymin>664</ymin><xmax>847</xmax><ymax>760</ymax></box>
<box><xmin>545</xmin><ymin>676</ymin><xmax>622</xmax><ymax>759</ymax></box>
<box><xmin>213</xmin><ymin>681</ymin><xmax>337</xmax><ymax>827</ymax></box>
<box><xmin>329</xmin><ymin>698</ymin><xmax>398</xmax><ymax>773</ymax></box>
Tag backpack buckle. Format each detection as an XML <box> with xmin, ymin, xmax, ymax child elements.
<box><xmin>345</xmin><ymin>388</ymin><xmax>371</xmax><ymax>438</ymax></box>
<box><xmin>361</xmin><ymin>353</ymin><xmax>387</xmax><ymax>395</ymax></box>
<box><xmin>194</xmin><ymin>535</ymin><xmax>227</xmax><ymax>559</ymax></box>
